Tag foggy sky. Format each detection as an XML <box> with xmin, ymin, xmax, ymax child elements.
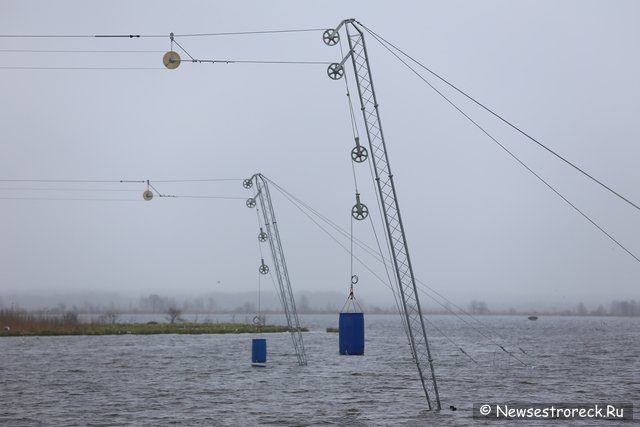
<box><xmin>1</xmin><ymin>1</ymin><xmax>639</xmax><ymax>312</ymax></box>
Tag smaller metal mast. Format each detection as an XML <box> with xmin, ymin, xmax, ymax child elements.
<box><xmin>244</xmin><ymin>173</ymin><xmax>307</xmax><ymax>366</ymax></box>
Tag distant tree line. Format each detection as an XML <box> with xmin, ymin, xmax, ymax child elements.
<box><xmin>2</xmin><ymin>294</ymin><xmax>639</xmax><ymax>317</ymax></box>
<box><xmin>608</xmin><ymin>300</ymin><xmax>640</xmax><ymax>316</ymax></box>
<box><xmin>462</xmin><ymin>299</ymin><xmax>640</xmax><ymax>317</ymax></box>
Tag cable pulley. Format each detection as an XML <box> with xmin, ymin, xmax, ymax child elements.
<box><xmin>259</xmin><ymin>258</ymin><xmax>269</xmax><ymax>275</ymax></box>
<box><xmin>351</xmin><ymin>137</ymin><xmax>368</xmax><ymax>163</ymax></box>
<box><xmin>351</xmin><ymin>192</ymin><xmax>369</xmax><ymax>220</ymax></box>
<box><xmin>322</xmin><ymin>29</ymin><xmax>340</xmax><ymax>46</ymax></box>
<box><xmin>162</xmin><ymin>51</ymin><xmax>180</xmax><ymax>70</ymax></box>
<box><xmin>258</xmin><ymin>227</ymin><xmax>268</xmax><ymax>242</ymax></box>
<box><xmin>142</xmin><ymin>179</ymin><xmax>153</xmax><ymax>201</ymax></box>
<box><xmin>327</xmin><ymin>63</ymin><xmax>344</xmax><ymax>80</ymax></box>
<box><xmin>243</xmin><ymin>178</ymin><xmax>253</xmax><ymax>189</ymax></box>
<box><xmin>246</xmin><ymin>198</ymin><xmax>256</xmax><ymax>208</ymax></box>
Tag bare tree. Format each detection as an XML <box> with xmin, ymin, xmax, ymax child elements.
<box><xmin>103</xmin><ymin>310</ymin><xmax>119</xmax><ymax>325</ymax></box>
<box><xmin>62</xmin><ymin>310</ymin><xmax>79</xmax><ymax>324</ymax></box>
<box><xmin>167</xmin><ymin>307</ymin><xmax>183</xmax><ymax>324</ymax></box>
<box><xmin>469</xmin><ymin>300</ymin><xmax>490</xmax><ymax>315</ymax></box>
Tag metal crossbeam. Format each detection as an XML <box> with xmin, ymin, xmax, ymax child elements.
<box><xmin>252</xmin><ymin>173</ymin><xmax>307</xmax><ymax>366</ymax></box>
<box><xmin>341</xmin><ymin>21</ymin><xmax>441</xmax><ymax>410</ymax></box>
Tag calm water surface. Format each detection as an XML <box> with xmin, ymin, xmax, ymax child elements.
<box><xmin>1</xmin><ymin>315</ymin><xmax>638</xmax><ymax>426</ymax></box>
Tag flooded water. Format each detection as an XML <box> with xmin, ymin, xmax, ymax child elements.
<box><xmin>1</xmin><ymin>314</ymin><xmax>638</xmax><ymax>425</ymax></box>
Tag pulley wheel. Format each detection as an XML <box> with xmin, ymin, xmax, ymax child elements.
<box><xmin>252</xmin><ymin>315</ymin><xmax>264</xmax><ymax>326</ymax></box>
<box><xmin>142</xmin><ymin>190</ymin><xmax>153</xmax><ymax>201</ymax></box>
<box><xmin>162</xmin><ymin>51</ymin><xmax>181</xmax><ymax>70</ymax></box>
<box><xmin>351</xmin><ymin>145</ymin><xmax>368</xmax><ymax>163</ymax></box>
<box><xmin>327</xmin><ymin>63</ymin><xmax>344</xmax><ymax>80</ymax></box>
<box><xmin>322</xmin><ymin>29</ymin><xmax>340</xmax><ymax>46</ymax></box>
<box><xmin>246</xmin><ymin>198</ymin><xmax>256</xmax><ymax>208</ymax></box>
<box><xmin>259</xmin><ymin>263</ymin><xmax>269</xmax><ymax>275</ymax></box>
<box><xmin>351</xmin><ymin>275</ymin><xmax>359</xmax><ymax>285</ymax></box>
<box><xmin>258</xmin><ymin>231</ymin><xmax>268</xmax><ymax>242</ymax></box>
<box><xmin>243</xmin><ymin>179</ymin><xmax>253</xmax><ymax>189</ymax></box>
<box><xmin>351</xmin><ymin>203</ymin><xmax>369</xmax><ymax>220</ymax></box>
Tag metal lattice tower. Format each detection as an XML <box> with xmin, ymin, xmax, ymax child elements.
<box><xmin>324</xmin><ymin>20</ymin><xmax>441</xmax><ymax>410</ymax></box>
<box><xmin>245</xmin><ymin>173</ymin><xmax>307</xmax><ymax>366</ymax></box>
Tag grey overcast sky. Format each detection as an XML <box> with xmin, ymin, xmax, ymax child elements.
<box><xmin>1</xmin><ymin>1</ymin><xmax>638</xmax><ymax>311</ymax></box>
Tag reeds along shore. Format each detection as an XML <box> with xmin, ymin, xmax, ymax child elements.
<box><xmin>0</xmin><ymin>309</ymin><xmax>303</xmax><ymax>336</ymax></box>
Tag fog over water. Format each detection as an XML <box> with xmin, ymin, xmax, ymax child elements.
<box><xmin>1</xmin><ymin>1</ymin><xmax>639</xmax><ymax>313</ymax></box>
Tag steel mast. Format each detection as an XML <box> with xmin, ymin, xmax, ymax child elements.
<box><xmin>244</xmin><ymin>173</ymin><xmax>307</xmax><ymax>366</ymax></box>
<box><xmin>323</xmin><ymin>19</ymin><xmax>441</xmax><ymax>410</ymax></box>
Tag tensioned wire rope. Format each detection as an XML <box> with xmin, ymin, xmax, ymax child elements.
<box><xmin>0</xmin><ymin>28</ymin><xmax>326</xmax><ymax>39</ymax></box>
<box><xmin>0</xmin><ymin>178</ymin><xmax>247</xmax><ymax>201</ymax></box>
<box><xmin>6</xmin><ymin>24</ymin><xmax>630</xmax><ymax>263</ymax></box>
<box><xmin>271</xmin><ymin>178</ymin><xmax>523</xmax><ymax>366</ymax></box>
<box><xmin>268</xmin><ymin>176</ymin><xmax>481</xmax><ymax>366</ymax></box>
<box><xmin>354</xmin><ymin>22</ymin><xmax>639</xmax><ymax>265</ymax></box>
<box><xmin>0</xmin><ymin>173</ymin><xmax>528</xmax><ymax>364</ymax></box>
<box><xmin>0</xmin><ymin>28</ymin><xmax>332</xmax><ymax>69</ymax></box>
<box><xmin>265</xmin><ymin>176</ymin><xmax>529</xmax><ymax>367</ymax></box>
<box><xmin>265</xmin><ymin>178</ymin><xmax>526</xmax><ymax>341</ymax></box>
<box><xmin>339</xmin><ymin>37</ymin><xmax>405</xmax><ymax>324</ymax></box>
<box><xmin>338</xmin><ymin>36</ymin><xmax>412</xmax><ymax>343</ymax></box>
<box><xmin>357</xmin><ymin>21</ymin><xmax>640</xmax><ymax>214</ymax></box>
<box><xmin>3</xmin><ymin>23</ymin><xmax>636</xmax><ymax>215</ymax></box>
<box><xmin>3</xmin><ymin>23</ymin><xmax>627</xmax><ymax>348</ymax></box>
<box><xmin>252</xmin><ymin>186</ymin><xmax>285</xmax><ymax>324</ymax></box>
<box><xmin>271</xmin><ymin>179</ymin><xmax>532</xmax><ymax>366</ymax></box>
<box><xmin>0</xmin><ymin>49</ymin><xmax>165</xmax><ymax>53</ymax></box>
<box><xmin>0</xmin><ymin>178</ymin><xmax>244</xmax><ymax>183</ymax></box>
<box><xmin>251</xmin><ymin>181</ymin><xmax>289</xmax><ymax>318</ymax></box>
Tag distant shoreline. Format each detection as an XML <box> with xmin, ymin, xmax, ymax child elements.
<box><xmin>0</xmin><ymin>322</ymin><xmax>305</xmax><ymax>337</ymax></box>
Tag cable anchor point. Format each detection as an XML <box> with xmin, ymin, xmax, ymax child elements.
<box><xmin>351</xmin><ymin>192</ymin><xmax>369</xmax><ymax>220</ymax></box>
<box><xmin>163</xmin><ymin>33</ymin><xmax>180</xmax><ymax>70</ymax></box>
<box><xmin>351</xmin><ymin>136</ymin><xmax>368</xmax><ymax>163</ymax></box>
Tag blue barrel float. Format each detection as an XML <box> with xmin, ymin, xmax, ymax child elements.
<box><xmin>251</xmin><ymin>338</ymin><xmax>267</xmax><ymax>367</ymax></box>
<box><xmin>339</xmin><ymin>312</ymin><xmax>364</xmax><ymax>355</ymax></box>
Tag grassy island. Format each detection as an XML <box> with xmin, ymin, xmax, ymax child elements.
<box><xmin>0</xmin><ymin>309</ymin><xmax>306</xmax><ymax>337</ymax></box>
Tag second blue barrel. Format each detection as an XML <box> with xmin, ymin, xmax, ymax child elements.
<box><xmin>252</xmin><ymin>338</ymin><xmax>267</xmax><ymax>366</ymax></box>
<box><xmin>339</xmin><ymin>312</ymin><xmax>364</xmax><ymax>355</ymax></box>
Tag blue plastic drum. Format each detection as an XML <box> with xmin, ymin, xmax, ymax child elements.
<box><xmin>252</xmin><ymin>338</ymin><xmax>267</xmax><ymax>366</ymax></box>
<box><xmin>339</xmin><ymin>312</ymin><xmax>364</xmax><ymax>355</ymax></box>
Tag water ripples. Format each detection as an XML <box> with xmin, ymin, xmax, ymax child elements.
<box><xmin>0</xmin><ymin>315</ymin><xmax>638</xmax><ymax>426</ymax></box>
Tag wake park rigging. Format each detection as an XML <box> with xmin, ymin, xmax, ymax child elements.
<box><xmin>1</xmin><ymin>17</ymin><xmax>639</xmax><ymax>414</ymax></box>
